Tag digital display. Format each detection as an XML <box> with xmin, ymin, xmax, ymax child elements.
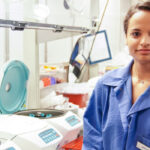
<box><xmin>39</xmin><ymin>128</ymin><xmax>60</xmax><ymax>144</ymax></box>
<box><xmin>65</xmin><ymin>115</ymin><xmax>80</xmax><ymax>127</ymax></box>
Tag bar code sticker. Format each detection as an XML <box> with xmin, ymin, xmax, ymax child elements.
<box><xmin>136</xmin><ymin>141</ymin><xmax>150</xmax><ymax>150</ymax></box>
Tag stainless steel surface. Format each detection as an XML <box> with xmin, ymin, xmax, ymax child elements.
<box><xmin>15</xmin><ymin>109</ymin><xmax>65</xmax><ymax>119</ymax></box>
<box><xmin>0</xmin><ymin>19</ymin><xmax>89</xmax><ymax>33</ymax></box>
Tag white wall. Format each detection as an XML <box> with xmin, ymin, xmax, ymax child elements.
<box><xmin>0</xmin><ymin>1</ymin><xmax>6</xmax><ymax>68</ymax></box>
<box><xmin>99</xmin><ymin>0</ymin><xmax>129</xmax><ymax>57</ymax></box>
<box><xmin>97</xmin><ymin>0</ymin><xmax>131</xmax><ymax>72</ymax></box>
<box><xmin>46</xmin><ymin>0</ymin><xmax>91</xmax><ymax>27</ymax></box>
<box><xmin>0</xmin><ymin>1</ymin><xmax>24</xmax><ymax>65</ymax></box>
<box><xmin>38</xmin><ymin>0</ymin><xmax>92</xmax><ymax>65</ymax></box>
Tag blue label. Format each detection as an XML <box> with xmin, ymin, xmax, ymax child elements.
<box><xmin>65</xmin><ymin>115</ymin><xmax>80</xmax><ymax>127</ymax></box>
<box><xmin>39</xmin><ymin>128</ymin><xmax>60</xmax><ymax>144</ymax></box>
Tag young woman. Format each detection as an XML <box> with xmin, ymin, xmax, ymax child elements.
<box><xmin>82</xmin><ymin>1</ymin><xmax>150</xmax><ymax>150</ymax></box>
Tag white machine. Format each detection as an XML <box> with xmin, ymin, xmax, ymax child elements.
<box><xmin>16</xmin><ymin>109</ymin><xmax>82</xmax><ymax>148</ymax></box>
<box><xmin>0</xmin><ymin>140</ymin><xmax>22</xmax><ymax>150</ymax></box>
<box><xmin>0</xmin><ymin>61</ymin><xmax>63</xmax><ymax>150</ymax></box>
<box><xmin>0</xmin><ymin>60</ymin><xmax>82</xmax><ymax>150</ymax></box>
<box><xmin>0</xmin><ymin>115</ymin><xmax>63</xmax><ymax>150</ymax></box>
<box><xmin>48</xmin><ymin>110</ymin><xmax>82</xmax><ymax>146</ymax></box>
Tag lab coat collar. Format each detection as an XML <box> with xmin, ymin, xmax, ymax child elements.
<box><xmin>102</xmin><ymin>59</ymin><xmax>150</xmax><ymax>115</ymax></box>
<box><xmin>127</xmin><ymin>87</ymin><xmax>150</xmax><ymax>116</ymax></box>
<box><xmin>102</xmin><ymin>59</ymin><xmax>133</xmax><ymax>88</ymax></box>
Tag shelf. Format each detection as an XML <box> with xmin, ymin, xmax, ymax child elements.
<box><xmin>37</xmin><ymin>29</ymin><xmax>85</xmax><ymax>42</ymax></box>
<box><xmin>0</xmin><ymin>19</ymin><xmax>90</xmax><ymax>41</ymax></box>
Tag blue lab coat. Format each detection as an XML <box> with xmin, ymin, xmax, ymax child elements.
<box><xmin>82</xmin><ymin>60</ymin><xmax>150</xmax><ymax>150</ymax></box>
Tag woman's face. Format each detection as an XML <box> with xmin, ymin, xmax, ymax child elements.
<box><xmin>126</xmin><ymin>10</ymin><xmax>150</xmax><ymax>64</ymax></box>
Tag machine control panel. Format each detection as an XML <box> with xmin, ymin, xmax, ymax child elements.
<box><xmin>65</xmin><ymin>115</ymin><xmax>80</xmax><ymax>127</ymax></box>
<box><xmin>39</xmin><ymin>128</ymin><xmax>60</xmax><ymax>144</ymax></box>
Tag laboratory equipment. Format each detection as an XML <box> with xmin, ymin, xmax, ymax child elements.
<box><xmin>0</xmin><ymin>115</ymin><xmax>63</xmax><ymax>150</ymax></box>
<box><xmin>16</xmin><ymin>109</ymin><xmax>82</xmax><ymax>149</ymax></box>
<box><xmin>0</xmin><ymin>61</ymin><xmax>63</xmax><ymax>150</ymax></box>
<box><xmin>0</xmin><ymin>140</ymin><xmax>22</xmax><ymax>150</ymax></box>
<box><xmin>55</xmin><ymin>83</ymin><xmax>89</xmax><ymax>108</ymax></box>
<box><xmin>0</xmin><ymin>60</ymin><xmax>82</xmax><ymax>149</ymax></box>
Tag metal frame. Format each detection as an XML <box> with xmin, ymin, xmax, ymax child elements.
<box><xmin>0</xmin><ymin>19</ymin><xmax>89</xmax><ymax>33</ymax></box>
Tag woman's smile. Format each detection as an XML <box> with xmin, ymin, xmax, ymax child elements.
<box><xmin>136</xmin><ymin>49</ymin><xmax>150</xmax><ymax>55</ymax></box>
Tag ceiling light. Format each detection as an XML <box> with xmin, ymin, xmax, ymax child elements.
<box><xmin>33</xmin><ymin>4</ymin><xmax>50</xmax><ymax>20</ymax></box>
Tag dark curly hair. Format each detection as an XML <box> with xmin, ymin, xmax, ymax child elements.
<box><xmin>124</xmin><ymin>1</ymin><xmax>150</xmax><ymax>35</ymax></box>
